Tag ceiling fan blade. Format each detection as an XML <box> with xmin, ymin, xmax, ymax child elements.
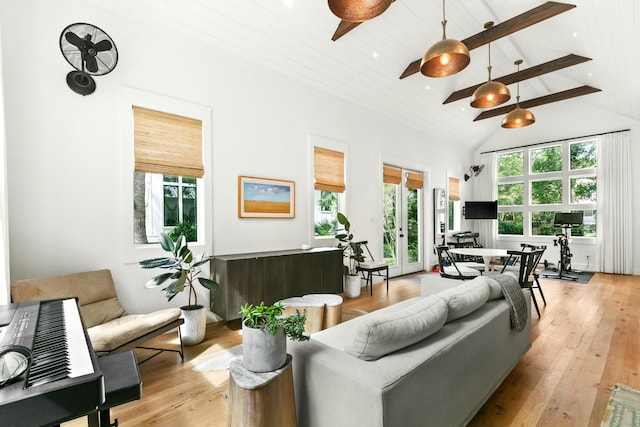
<box><xmin>473</xmin><ymin>85</ymin><xmax>601</xmax><ymax>121</ymax></box>
<box><xmin>85</xmin><ymin>55</ymin><xmax>99</xmax><ymax>73</ymax></box>
<box><xmin>93</xmin><ymin>39</ymin><xmax>113</xmax><ymax>52</ymax></box>
<box><xmin>443</xmin><ymin>54</ymin><xmax>591</xmax><ymax>104</ymax></box>
<box><xmin>332</xmin><ymin>20</ymin><xmax>362</xmax><ymax>41</ymax></box>
<box><xmin>331</xmin><ymin>0</ymin><xmax>396</xmax><ymax>41</ymax></box>
<box><xmin>399</xmin><ymin>1</ymin><xmax>577</xmax><ymax>79</ymax></box>
<box><xmin>65</xmin><ymin>31</ymin><xmax>83</xmax><ymax>48</ymax></box>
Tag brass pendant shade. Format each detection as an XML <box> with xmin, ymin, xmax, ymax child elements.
<box><xmin>328</xmin><ymin>0</ymin><xmax>392</xmax><ymax>22</ymax></box>
<box><xmin>470</xmin><ymin>22</ymin><xmax>510</xmax><ymax>108</ymax></box>
<box><xmin>471</xmin><ymin>78</ymin><xmax>511</xmax><ymax>108</ymax></box>
<box><xmin>421</xmin><ymin>37</ymin><xmax>470</xmax><ymax>77</ymax></box>
<box><xmin>501</xmin><ymin>99</ymin><xmax>536</xmax><ymax>128</ymax></box>
<box><xmin>420</xmin><ymin>0</ymin><xmax>470</xmax><ymax>78</ymax></box>
<box><xmin>501</xmin><ymin>59</ymin><xmax>535</xmax><ymax>128</ymax></box>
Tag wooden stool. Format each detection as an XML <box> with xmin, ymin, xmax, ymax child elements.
<box><xmin>278</xmin><ymin>297</ymin><xmax>324</xmax><ymax>334</ymax></box>
<box><xmin>227</xmin><ymin>354</ymin><xmax>296</xmax><ymax>427</ymax></box>
<box><xmin>303</xmin><ymin>294</ymin><xmax>343</xmax><ymax>329</ymax></box>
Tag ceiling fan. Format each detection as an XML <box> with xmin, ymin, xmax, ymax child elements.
<box><xmin>399</xmin><ymin>2</ymin><xmax>576</xmax><ymax>79</ymax></box>
<box><xmin>59</xmin><ymin>23</ymin><xmax>118</xmax><ymax>96</ymax></box>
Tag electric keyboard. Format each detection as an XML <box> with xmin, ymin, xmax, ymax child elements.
<box><xmin>0</xmin><ymin>298</ymin><xmax>104</xmax><ymax>427</ymax></box>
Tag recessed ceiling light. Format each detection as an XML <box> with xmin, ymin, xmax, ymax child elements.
<box><xmin>425</xmin><ymin>85</ymin><xmax>431</xmax><ymax>90</ymax></box>
<box><xmin>372</xmin><ymin>51</ymin><xmax>379</xmax><ymax>59</ymax></box>
<box><xmin>588</xmin><ymin>72</ymin><xmax>592</xmax><ymax>77</ymax></box>
<box><xmin>572</xmin><ymin>32</ymin><xmax>578</xmax><ymax>37</ymax></box>
<box><xmin>461</xmin><ymin>108</ymin><xmax>465</xmax><ymax>112</ymax></box>
<box><xmin>283</xmin><ymin>0</ymin><xmax>295</xmax><ymax>8</ymax></box>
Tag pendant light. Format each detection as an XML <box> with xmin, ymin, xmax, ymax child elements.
<box><xmin>420</xmin><ymin>0</ymin><xmax>470</xmax><ymax>78</ymax></box>
<box><xmin>328</xmin><ymin>0</ymin><xmax>392</xmax><ymax>23</ymax></box>
<box><xmin>502</xmin><ymin>60</ymin><xmax>535</xmax><ymax>128</ymax></box>
<box><xmin>470</xmin><ymin>22</ymin><xmax>510</xmax><ymax>108</ymax></box>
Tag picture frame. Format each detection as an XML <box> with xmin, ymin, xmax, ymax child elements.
<box><xmin>238</xmin><ymin>176</ymin><xmax>295</xmax><ymax>218</ymax></box>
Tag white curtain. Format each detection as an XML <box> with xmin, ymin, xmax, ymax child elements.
<box><xmin>473</xmin><ymin>152</ymin><xmax>497</xmax><ymax>248</ymax></box>
<box><xmin>597</xmin><ymin>130</ymin><xmax>632</xmax><ymax>274</ymax></box>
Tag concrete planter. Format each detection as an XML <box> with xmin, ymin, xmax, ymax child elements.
<box><xmin>344</xmin><ymin>274</ymin><xmax>361</xmax><ymax>298</ymax></box>
<box><xmin>180</xmin><ymin>305</ymin><xmax>207</xmax><ymax>345</ymax></box>
<box><xmin>241</xmin><ymin>321</ymin><xmax>286</xmax><ymax>372</ymax></box>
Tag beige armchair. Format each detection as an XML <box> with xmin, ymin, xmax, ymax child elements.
<box><xmin>11</xmin><ymin>269</ymin><xmax>184</xmax><ymax>362</ymax></box>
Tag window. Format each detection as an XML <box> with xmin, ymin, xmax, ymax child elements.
<box><xmin>496</xmin><ymin>139</ymin><xmax>598</xmax><ymax>239</ymax></box>
<box><xmin>132</xmin><ymin>106</ymin><xmax>204</xmax><ymax>244</ymax></box>
<box><xmin>448</xmin><ymin>176</ymin><xmax>461</xmax><ymax>231</ymax></box>
<box><xmin>311</xmin><ymin>141</ymin><xmax>346</xmax><ymax>242</ymax></box>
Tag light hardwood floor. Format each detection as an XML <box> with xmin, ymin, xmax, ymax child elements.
<box><xmin>63</xmin><ymin>272</ymin><xmax>640</xmax><ymax>426</ymax></box>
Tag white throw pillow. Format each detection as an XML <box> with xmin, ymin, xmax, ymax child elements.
<box><xmin>437</xmin><ymin>279</ymin><xmax>491</xmax><ymax>322</ymax></box>
<box><xmin>347</xmin><ymin>295</ymin><xmax>448</xmax><ymax>361</ymax></box>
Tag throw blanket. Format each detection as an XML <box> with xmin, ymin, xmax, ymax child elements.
<box><xmin>488</xmin><ymin>273</ymin><xmax>528</xmax><ymax>332</ymax></box>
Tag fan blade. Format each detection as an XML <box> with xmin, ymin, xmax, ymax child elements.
<box><xmin>399</xmin><ymin>1</ymin><xmax>577</xmax><ymax>79</ymax></box>
<box><xmin>65</xmin><ymin>31</ymin><xmax>83</xmax><ymax>48</ymax></box>
<box><xmin>473</xmin><ymin>85</ymin><xmax>601</xmax><ymax>121</ymax></box>
<box><xmin>85</xmin><ymin>55</ymin><xmax>98</xmax><ymax>73</ymax></box>
<box><xmin>93</xmin><ymin>39</ymin><xmax>113</xmax><ymax>52</ymax></box>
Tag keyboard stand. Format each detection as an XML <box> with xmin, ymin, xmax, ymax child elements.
<box><xmin>87</xmin><ymin>351</ymin><xmax>142</xmax><ymax>427</ymax></box>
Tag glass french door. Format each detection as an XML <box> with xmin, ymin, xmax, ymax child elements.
<box><xmin>383</xmin><ymin>166</ymin><xmax>423</xmax><ymax>277</ymax></box>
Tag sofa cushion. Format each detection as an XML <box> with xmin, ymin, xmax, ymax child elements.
<box><xmin>346</xmin><ymin>295</ymin><xmax>448</xmax><ymax>361</ymax></box>
<box><xmin>88</xmin><ymin>308</ymin><xmax>181</xmax><ymax>352</ymax></box>
<box><xmin>437</xmin><ymin>279</ymin><xmax>491</xmax><ymax>322</ymax></box>
<box><xmin>80</xmin><ymin>297</ymin><xmax>127</xmax><ymax>329</ymax></box>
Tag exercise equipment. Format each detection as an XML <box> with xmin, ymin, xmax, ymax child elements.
<box><xmin>543</xmin><ymin>212</ymin><xmax>583</xmax><ymax>281</ymax></box>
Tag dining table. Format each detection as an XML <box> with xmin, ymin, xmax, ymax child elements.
<box><xmin>449</xmin><ymin>247</ymin><xmax>509</xmax><ymax>273</ymax></box>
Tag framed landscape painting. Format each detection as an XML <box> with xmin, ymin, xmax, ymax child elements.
<box><xmin>238</xmin><ymin>176</ymin><xmax>295</xmax><ymax>218</ymax></box>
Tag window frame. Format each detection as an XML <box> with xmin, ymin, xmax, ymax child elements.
<box><xmin>121</xmin><ymin>87</ymin><xmax>212</xmax><ymax>263</ymax></box>
<box><xmin>496</xmin><ymin>138</ymin><xmax>597</xmax><ymax>242</ymax></box>
<box><xmin>309</xmin><ymin>134</ymin><xmax>348</xmax><ymax>247</ymax></box>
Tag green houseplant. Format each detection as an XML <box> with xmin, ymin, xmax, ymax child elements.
<box><xmin>336</xmin><ymin>212</ymin><xmax>364</xmax><ymax>298</ymax></box>
<box><xmin>139</xmin><ymin>232</ymin><xmax>218</xmax><ymax>345</ymax></box>
<box><xmin>240</xmin><ymin>302</ymin><xmax>309</xmax><ymax>372</ymax></box>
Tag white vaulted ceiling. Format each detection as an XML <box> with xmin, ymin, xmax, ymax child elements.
<box><xmin>84</xmin><ymin>0</ymin><xmax>640</xmax><ymax>149</ymax></box>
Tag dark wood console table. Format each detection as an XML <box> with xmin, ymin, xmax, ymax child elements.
<box><xmin>210</xmin><ymin>247</ymin><xmax>343</xmax><ymax>320</ymax></box>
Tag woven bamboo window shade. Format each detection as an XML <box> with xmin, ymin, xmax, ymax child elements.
<box><xmin>383</xmin><ymin>165</ymin><xmax>402</xmax><ymax>184</ymax></box>
<box><xmin>133</xmin><ymin>106</ymin><xmax>204</xmax><ymax>178</ymax></box>
<box><xmin>448</xmin><ymin>177</ymin><xmax>460</xmax><ymax>201</ymax></box>
<box><xmin>405</xmin><ymin>171</ymin><xmax>424</xmax><ymax>189</ymax></box>
<box><xmin>314</xmin><ymin>147</ymin><xmax>345</xmax><ymax>193</ymax></box>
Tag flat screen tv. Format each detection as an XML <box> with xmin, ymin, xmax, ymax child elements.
<box><xmin>554</xmin><ymin>212</ymin><xmax>583</xmax><ymax>226</ymax></box>
<box><xmin>464</xmin><ymin>200</ymin><xmax>498</xmax><ymax>220</ymax></box>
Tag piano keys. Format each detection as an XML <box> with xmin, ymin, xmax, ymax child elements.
<box><xmin>0</xmin><ymin>298</ymin><xmax>104</xmax><ymax>427</ymax></box>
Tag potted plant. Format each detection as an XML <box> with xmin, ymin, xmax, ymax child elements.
<box><xmin>240</xmin><ymin>302</ymin><xmax>309</xmax><ymax>372</ymax></box>
<box><xmin>139</xmin><ymin>232</ymin><xmax>218</xmax><ymax>345</ymax></box>
<box><xmin>336</xmin><ymin>212</ymin><xmax>364</xmax><ymax>298</ymax></box>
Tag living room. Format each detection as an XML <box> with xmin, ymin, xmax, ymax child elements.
<box><xmin>1</xmin><ymin>0</ymin><xmax>639</xmax><ymax>425</ymax></box>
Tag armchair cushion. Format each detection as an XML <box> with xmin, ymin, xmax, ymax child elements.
<box><xmin>88</xmin><ymin>308</ymin><xmax>181</xmax><ymax>353</ymax></box>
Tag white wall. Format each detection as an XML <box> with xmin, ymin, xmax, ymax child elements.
<box><xmin>0</xmin><ymin>0</ymin><xmax>472</xmax><ymax>313</ymax></box>
<box><xmin>474</xmin><ymin>100</ymin><xmax>640</xmax><ymax>275</ymax></box>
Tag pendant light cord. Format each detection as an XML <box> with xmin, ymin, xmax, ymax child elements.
<box><xmin>441</xmin><ymin>0</ymin><xmax>447</xmax><ymax>39</ymax></box>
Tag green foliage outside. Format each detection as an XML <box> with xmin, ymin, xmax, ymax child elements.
<box><xmin>571</xmin><ymin>177</ymin><xmax>597</xmax><ymax>203</ymax></box>
<box><xmin>531</xmin><ymin>179</ymin><xmax>562</xmax><ymax>204</ymax></box>
<box><xmin>498</xmin><ymin>212</ymin><xmax>523</xmax><ymax>235</ymax></box>
<box><xmin>570</xmin><ymin>140</ymin><xmax>597</xmax><ymax>170</ymax></box>
<box><xmin>383</xmin><ymin>183</ymin><xmax>397</xmax><ymax>266</ymax></box>
<box><xmin>168</xmin><ymin>220</ymin><xmax>197</xmax><ymax>242</ymax></box>
<box><xmin>498</xmin><ymin>183</ymin><xmax>523</xmax><ymax>206</ymax></box>
<box><xmin>407</xmin><ymin>188</ymin><xmax>419</xmax><ymax>263</ymax></box>
<box><xmin>498</xmin><ymin>152</ymin><xmax>523</xmax><ymax>177</ymax></box>
<box><xmin>531</xmin><ymin>211</ymin><xmax>558</xmax><ymax>236</ymax></box>
<box><xmin>314</xmin><ymin>219</ymin><xmax>338</xmax><ymax>236</ymax></box>
<box><xmin>531</xmin><ymin>146</ymin><xmax>562</xmax><ymax>174</ymax></box>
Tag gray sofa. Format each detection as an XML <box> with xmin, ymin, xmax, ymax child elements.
<box><xmin>288</xmin><ymin>274</ymin><xmax>531</xmax><ymax>427</ymax></box>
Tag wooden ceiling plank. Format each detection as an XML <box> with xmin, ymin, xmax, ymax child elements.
<box><xmin>400</xmin><ymin>1</ymin><xmax>577</xmax><ymax>79</ymax></box>
<box><xmin>443</xmin><ymin>54</ymin><xmax>591</xmax><ymax>103</ymax></box>
<box><xmin>473</xmin><ymin>85</ymin><xmax>601</xmax><ymax>121</ymax></box>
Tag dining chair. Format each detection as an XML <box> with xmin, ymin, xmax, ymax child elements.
<box><xmin>434</xmin><ymin>245</ymin><xmax>482</xmax><ymax>280</ymax></box>
<box><xmin>500</xmin><ymin>246</ymin><xmax>547</xmax><ymax>317</ymax></box>
<box><xmin>355</xmin><ymin>241</ymin><xmax>389</xmax><ymax>296</ymax></box>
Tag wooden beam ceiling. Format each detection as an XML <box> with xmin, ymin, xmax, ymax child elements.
<box><xmin>443</xmin><ymin>54</ymin><xmax>591</xmax><ymax>104</ymax></box>
<box><xmin>473</xmin><ymin>85</ymin><xmax>601</xmax><ymax>121</ymax></box>
<box><xmin>399</xmin><ymin>2</ymin><xmax>577</xmax><ymax>79</ymax></box>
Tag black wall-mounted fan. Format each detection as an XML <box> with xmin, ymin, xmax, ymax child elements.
<box><xmin>59</xmin><ymin>23</ymin><xmax>118</xmax><ymax>96</ymax></box>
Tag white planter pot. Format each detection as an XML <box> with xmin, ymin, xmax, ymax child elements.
<box><xmin>180</xmin><ymin>305</ymin><xmax>207</xmax><ymax>346</ymax></box>
<box><xmin>241</xmin><ymin>321</ymin><xmax>286</xmax><ymax>372</ymax></box>
<box><xmin>344</xmin><ymin>274</ymin><xmax>361</xmax><ymax>298</ymax></box>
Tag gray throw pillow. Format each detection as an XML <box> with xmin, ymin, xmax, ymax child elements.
<box><xmin>437</xmin><ymin>279</ymin><xmax>491</xmax><ymax>322</ymax></box>
<box><xmin>347</xmin><ymin>295</ymin><xmax>448</xmax><ymax>361</ymax></box>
